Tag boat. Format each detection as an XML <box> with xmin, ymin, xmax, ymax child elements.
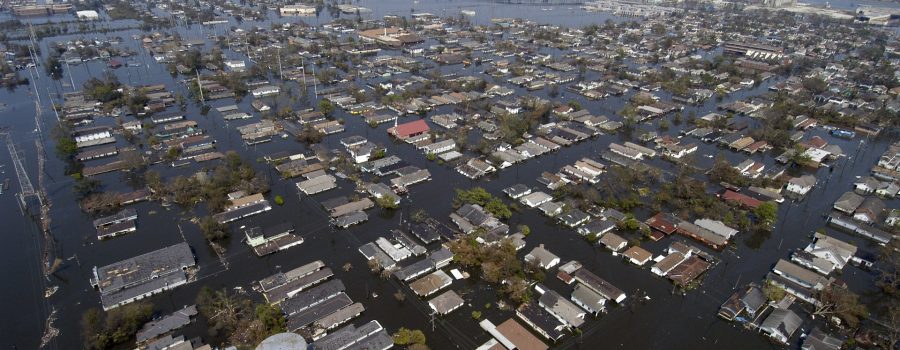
<box><xmin>44</xmin><ymin>286</ymin><xmax>58</xmax><ymax>298</ymax></box>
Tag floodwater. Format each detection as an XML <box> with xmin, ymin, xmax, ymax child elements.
<box><xmin>0</xmin><ymin>1</ymin><xmax>896</xmax><ymax>350</ymax></box>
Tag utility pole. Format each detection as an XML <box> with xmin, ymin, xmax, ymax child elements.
<box><xmin>301</xmin><ymin>56</ymin><xmax>307</xmax><ymax>87</ymax></box>
<box><xmin>312</xmin><ymin>64</ymin><xmax>318</xmax><ymax>97</ymax></box>
<box><xmin>47</xmin><ymin>88</ymin><xmax>59</xmax><ymax>122</ymax></box>
<box><xmin>27</xmin><ymin>45</ymin><xmax>40</xmax><ymax>80</ymax></box>
<box><xmin>195</xmin><ymin>69</ymin><xmax>205</xmax><ymax>103</ymax></box>
<box><xmin>64</xmin><ymin>60</ymin><xmax>75</xmax><ymax>91</ymax></box>
<box><xmin>27</xmin><ymin>23</ymin><xmax>40</xmax><ymax>79</ymax></box>
<box><xmin>277</xmin><ymin>47</ymin><xmax>283</xmax><ymax>80</ymax></box>
<box><xmin>26</xmin><ymin>67</ymin><xmax>41</xmax><ymax>104</ymax></box>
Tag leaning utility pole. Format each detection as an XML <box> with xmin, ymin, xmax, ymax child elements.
<box><xmin>277</xmin><ymin>47</ymin><xmax>283</xmax><ymax>80</ymax></box>
<box><xmin>195</xmin><ymin>69</ymin><xmax>205</xmax><ymax>103</ymax></box>
<box><xmin>64</xmin><ymin>60</ymin><xmax>76</xmax><ymax>91</ymax></box>
<box><xmin>311</xmin><ymin>64</ymin><xmax>318</xmax><ymax>97</ymax></box>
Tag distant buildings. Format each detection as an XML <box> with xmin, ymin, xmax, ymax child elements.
<box><xmin>279</xmin><ymin>4</ymin><xmax>316</xmax><ymax>16</ymax></box>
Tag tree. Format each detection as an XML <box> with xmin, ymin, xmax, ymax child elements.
<box><xmin>376</xmin><ymin>195</ymin><xmax>399</xmax><ymax>210</ymax></box>
<box><xmin>802</xmin><ymin>77</ymin><xmax>828</xmax><ymax>94</ymax></box>
<box><xmin>813</xmin><ymin>285</ymin><xmax>868</xmax><ymax>328</ymax></box>
<box><xmin>45</xmin><ymin>56</ymin><xmax>63</xmax><ymax>80</ymax></box>
<box><xmin>880</xmin><ymin>301</ymin><xmax>900</xmax><ymax>349</ymax></box>
<box><xmin>199</xmin><ymin>216</ymin><xmax>229</xmax><ymax>241</ymax></box>
<box><xmin>485</xmin><ymin>198</ymin><xmax>512</xmax><ymax>219</ymax></box>
<box><xmin>196</xmin><ymin>287</ymin><xmax>252</xmax><ymax>337</ymax></box>
<box><xmin>318</xmin><ymin>99</ymin><xmax>335</xmax><ymax>116</ymax></box>
<box><xmin>471</xmin><ymin>310</ymin><xmax>482</xmax><ymax>320</ymax></box>
<box><xmin>754</xmin><ymin>202</ymin><xmax>778</xmax><ymax>227</ymax></box>
<box><xmin>81</xmin><ymin>302</ymin><xmax>153</xmax><ymax>349</ymax></box>
<box><xmin>658</xmin><ymin>119</ymin><xmax>670</xmax><ymax>131</ymax></box>
<box><xmin>763</xmin><ymin>281</ymin><xmax>786</xmax><ymax>302</ymax></box>
<box><xmin>297</xmin><ymin>126</ymin><xmax>324</xmax><ymax>145</ymax></box>
<box><xmin>254</xmin><ymin>304</ymin><xmax>286</xmax><ymax>335</ymax></box>
<box><xmin>455</xmin><ymin>187</ymin><xmax>511</xmax><ymax>219</ymax></box>
<box><xmin>393</xmin><ymin>328</ymin><xmax>426</xmax><ymax>346</ymax></box>
<box><xmin>393</xmin><ymin>290</ymin><xmax>406</xmax><ymax>303</ymax></box>
<box><xmin>274</xmin><ymin>195</ymin><xmax>285</xmax><ymax>205</ymax></box>
<box><xmin>73</xmin><ymin>177</ymin><xmax>101</xmax><ymax>199</ymax></box>
<box><xmin>517</xmin><ymin>224</ymin><xmax>531</xmax><ymax>236</ymax></box>
<box><xmin>877</xmin><ymin>239</ymin><xmax>900</xmax><ymax>297</ymax></box>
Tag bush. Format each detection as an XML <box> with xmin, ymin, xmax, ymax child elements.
<box><xmin>81</xmin><ymin>302</ymin><xmax>153</xmax><ymax>349</ymax></box>
<box><xmin>471</xmin><ymin>311</ymin><xmax>482</xmax><ymax>320</ymax></box>
<box><xmin>274</xmin><ymin>195</ymin><xmax>285</xmax><ymax>205</ymax></box>
<box><xmin>393</xmin><ymin>328</ymin><xmax>426</xmax><ymax>346</ymax></box>
<box><xmin>199</xmin><ymin>216</ymin><xmax>229</xmax><ymax>241</ymax></box>
<box><xmin>517</xmin><ymin>224</ymin><xmax>531</xmax><ymax>236</ymax></box>
<box><xmin>376</xmin><ymin>195</ymin><xmax>399</xmax><ymax>210</ymax></box>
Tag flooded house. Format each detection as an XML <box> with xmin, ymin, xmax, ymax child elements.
<box><xmin>90</xmin><ymin>242</ymin><xmax>195</xmax><ymax>310</ymax></box>
<box><xmin>244</xmin><ymin>222</ymin><xmax>303</xmax><ymax>256</ymax></box>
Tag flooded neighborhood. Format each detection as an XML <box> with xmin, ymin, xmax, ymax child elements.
<box><xmin>0</xmin><ymin>0</ymin><xmax>899</xmax><ymax>349</ymax></box>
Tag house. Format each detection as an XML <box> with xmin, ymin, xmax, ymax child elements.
<box><xmin>520</xmin><ymin>191</ymin><xmax>553</xmax><ymax>208</ymax></box>
<box><xmin>795</xmin><ymin>233</ymin><xmax>857</xmax><ymax>275</ymax></box>
<box><xmin>279</xmin><ymin>4</ymin><xmax>316</xmax><ymax>16</ymax></box>
<box><xmin>651</xmin><ymin>252</ymin><xmax>687</xmax><ymax>276</ymax></box>
<box><xmin>667</xmin><ymin>256</ymin><xmax>711</xmax><ymax>286</ymax></box>
<box><xmin>854</xmin><ymin>176</ymin><xmax>881</xmax><ymax>194</ymax></box>
<box><xmin>577</xmin><ymin>219</ymin><xmax>616</xmax><ymax>237</ymax></box>
<box><xmin>772</xmin><ymin>259</ymin><xmax>828</xmax><ymax>290</ymax></box>
<box><xmin>409</xmin><ymin>270</ymin><xmax>453</xmax><ymax>297</ymax></box>
<box><xmin>428</xmin><ymin>290</ymin><xmax>464</xmax><ymax>315</ymax></box>
<box><xmin>853</xmin><ymin>197</ymin><xmax>885</xmax><ymax>224</ymax></box>
<box><xmin>877</xmin><ymin>182</ymin><xmax>900</xmax><ymax>198</ymax></box>
<box><xmin>504</xmin><ymin>184</ymin><xmax>532</xmax><ymax>199</ymax></box>
<box><xmin>718</xmin><ymin>285</ymin><xmax>766</xmax><ymax>321</ymax></box>
<box><xmin>645</xmin><ymin>212</ymin><xmax>678</xmax><ymax>235</ymax></box>
<box><xmin>786</xmin><ymin>175</ymin><xmax>816</xmax><ymax>196</ymax></box>
<box><xmin>535</xmin><ymin>285</ymin><xmax>585</xmax><ymax>328</ymax></box>
<box><xmin>450</xmin><ymin>203</ymin><xmax>508</xmax><ymax>235</ymax></box>
<box><xmin>622</xmin><ymin>246</ymin><xmax>652</xmax><ymax>266</ymax></box>
<box><xmin>252</xmin><ymin>85</ymin><xmax>280</xmax><ymax>97</ymax></box>
<box><xmin>801</xmin><ymin>327</ymin><xmax>844</xmax><ymax>350</ymax></box>
<box><xmin>833</xmin><ymin>192</ymin><xmax>864</xmax><ymax>214</ymax></box>
<box><xmin>243</xmin><ymin>223</ymin><xmax>304</xmax><ymax>256</ymax></box>
<box><xmin>721</xmin><ymin>190</ymin><xmax>762</xmax><ymax>209</ymax></box>
<box><xmin>388</xmin><ymin>119</ymin><xmax>430</xmax><ymax>140</ymax></box>
<box><xmin>494</xmin><ymin>319</ymin><xmax>549</xmax><ymax>350</ymax></box>
<box><xmin>694</xmin><ymin>219</ymin><xmax>739</xmax><ymax>240</ymax></box>
<box><xmin>676</xmin><ymin>221</ymin><xmax>729</xmax><ymax>250</ymax></box>
<box><xmin>598</xmin><ymin>233</ymin><xmax>627</xmax><ymax>252</ymax></box>
<box><xmin>571</xmin><ymin>269</ymin><xmax>626</xmax><ymax>303</ymax></box>
<box><xmin>886</xmin><ymin>209</ymin><xmax>900</xmax><ymax>227</ymax></box>
<box><xmin>759</xmin><ymin>308</ymin><xmax>802</xmax><ymax>344</ymax></box>
<box><xmin>559</xmin><ymin>209</ymin><xmax>590</xmax><ymax>228</ymax></box>
<box><xmin>91</xmin><ymin>243</ymin><xmax>195</xmax><ymax>310</ymax></box>
<box><xmin>421</xmin><ymin>139</ymin><xmax>455</xmax><ymax>155</ymax></box>
<box><xmin>525</xmin><ymin>244</ymin><xmax>560</xmax><ymax>270</ymax></box>
<box><xmin>516</xmin><ymin>302</ymin><xmax>566</xmax><ymax>342</ymax></box>
<box><xmin>224</xmin><ymin>60</ymin><xmax>246</xmax><ymax>71</ymax></box>
<box><xmin>570</xmin><ymin>283</ymin><xmax>606</xmax><ymax>316</ymax></box>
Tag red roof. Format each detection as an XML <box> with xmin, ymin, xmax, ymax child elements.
<box><xmin>721</xmin><ymin>189</ymin><xmax>762</xmax><ymax>209</ymax></box>
<box><xmin>646</xmin><ymin>212</ymin><xmax>677</xmax><ymax>234</ymax></box>
<box><xmin>805</xmin><ymin>136</ymin><xmax>827</xmax><ymax>149</ymax></box>
<box><xmin>389</xmin><ymin>119</ymin><xmax>430</xmax><ymax>138</ymax></box>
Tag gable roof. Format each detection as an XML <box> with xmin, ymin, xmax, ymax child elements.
<box><xmin>390</xmin><ymin>119</ymin><xmax>430</xmax><ymax>138</ymax></box>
